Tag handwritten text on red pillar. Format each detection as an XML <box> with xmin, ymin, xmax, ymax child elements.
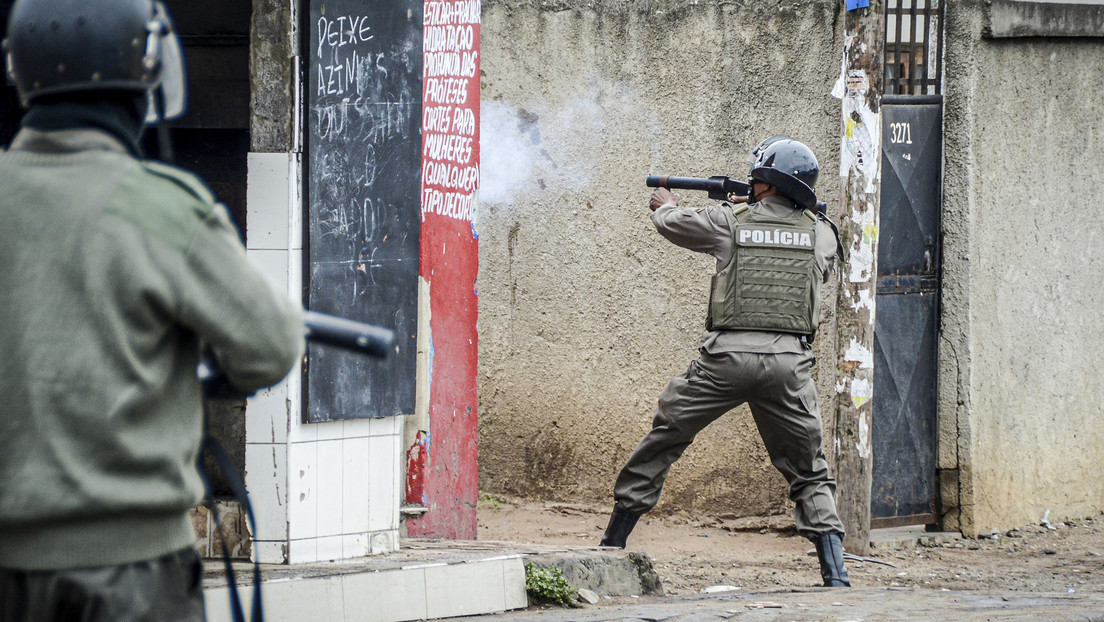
<box><xmin>422</xmin><ymin>0</ymin><xmax>480</xmax><ymax>222</ymax></box>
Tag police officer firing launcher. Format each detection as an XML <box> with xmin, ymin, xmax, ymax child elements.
<box><xmin>600</xmin><ymin>137</ymin><xmax>852</xmax><ymax>588</ymax></box>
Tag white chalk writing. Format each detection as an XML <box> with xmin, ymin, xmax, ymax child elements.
<box><xmin>315</xmin><ymin>15</ymin><xmax>377</xmax><ymax>98</ymax></box>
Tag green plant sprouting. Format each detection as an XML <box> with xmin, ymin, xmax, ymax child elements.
<box><xmin>524</xmin><ymin>562</ymin><xmax>577</xmax><ymax>605</ymax></box>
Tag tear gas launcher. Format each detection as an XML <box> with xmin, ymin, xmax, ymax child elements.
<box><xmin>200</xmin><ymin>311</ymin><xmax>394</xmax><ymax>396</ymax></box>
<box><xmin>645</xmin><ymin>174</ymin><xmax>751</xmax><ymax>201</ymax></box>
<box><xmin>646</xmin><ymin>174</ymin><xmax>828</xmax><ymax>215</ymax></box>
<box><xmin>301</xmin><ymin>310</ymin><xmax>394</xmax><ymax>358</ymax></box>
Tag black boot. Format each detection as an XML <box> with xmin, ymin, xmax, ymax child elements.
<box><xmin>599</xmin><ymin>504</ymin><xmax>641</xmax><ymax>548</ymax></box>
<box><xmin>813</xmin><ymin>532</ymin><xmax>851</xmax><ymax>587</ymax></box>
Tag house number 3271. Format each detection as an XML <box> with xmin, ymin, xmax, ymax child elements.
<box><xmin>890</xmin><ymin>122</ymin><xmax>913</xmax><ymax>145</ymax></box>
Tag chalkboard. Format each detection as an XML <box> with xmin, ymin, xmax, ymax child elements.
<box><xmin>306</xmin><ymin>0</ymin><xmax>422</xmax><ymax>421</ymax></box>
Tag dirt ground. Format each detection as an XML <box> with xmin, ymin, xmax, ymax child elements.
<box><xmin>476</xmin><ymin>495</ymin><xmax>1104</xmax><ymax>597</ymax></box>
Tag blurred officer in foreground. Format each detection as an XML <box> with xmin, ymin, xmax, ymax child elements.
<box><xmin>600</xmin><ymin>137</ymin><xmax>851</xmax><ymax>588</ymax></box>
<box><xmin>0</xmin><ymin>0</ymin><xmax>303</xmax><ymax>619</ymax></box>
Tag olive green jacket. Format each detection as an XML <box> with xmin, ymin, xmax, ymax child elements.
<box><xmin>651</xmin><ymin>195</ymin><xmax>837</xmax><ymax>354</ymax></box>
<box><xmin>0</xmin><ymin>128</ymin><xmax>302</xmax><ymax>570</ymax></box>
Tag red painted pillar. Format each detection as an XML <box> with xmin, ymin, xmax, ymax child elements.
<box><xmin>408</xmin><ymin>0</ymin><xmax>480</xmax><ymax>539</ymax></box>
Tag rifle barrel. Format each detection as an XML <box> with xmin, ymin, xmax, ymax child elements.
<box><xmin>304</xmin><ymin>311</ymin><xmax>394</xmax><ymax>359</ymax></box>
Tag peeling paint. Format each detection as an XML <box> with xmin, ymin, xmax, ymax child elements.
<box><xmin>831</xmin><ymin>36</ymin><xmax>855</xmax><ymax>99</ymax></box>
<box><xmin>857</xmin><ymin>413</ymin><xmax>871</xmax><ymax>457</ymax></box>
<box><xmin>405</xmin><ymin>430</ymin><xmax>431</xmax><ymax>506</ymax></box>
<box><xmin>470</xmin><ymin>191</ymin><xmax>480</xmax><ymax>239</ymax></box>
<box><xmin>862</xmin><ymin>221</ymin><xmax>878</xmax><ymax>246</ymax></box>
<box><xmin>848</xmin><ymin>250</ymin><xmax>873</xmax><ymax>283</ymax></box>
<box><xmin>850</xmin><ymin>287</ymin><xmax>875</xmax><ymax>313</ymax></box>
<box><xmin>851</xmin><ymin>377</ymin><xmax>873</xmax><ymax>410</ymax></box>
<box><xmin>848</xmin><ymin>209</ymin><xmax>878</xmax><ymax>284</ymax></box>
<box><xmin>833</xmin><ymin>63</ymin><xmax>882</xmax><ymax>193</ymax></box>
<box><xmin>427</xmin><ymin>332</ymin><xmax>435</xmax><ymax>391</ymax></box>
<box><xmin>844</xmin><ymin>339</ymin><xmax>874</xmax><ymax>369</ymax></box>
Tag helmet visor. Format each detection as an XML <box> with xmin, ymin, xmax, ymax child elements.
<box><xmin>145</xmin><ymin>1</ymin><xmax>187</xmax><ymax>123</ymax></box>
<box><xmin>3</xmin><ymin>41</ymin><xmax>14</xmax><ymax>90</ymax></box>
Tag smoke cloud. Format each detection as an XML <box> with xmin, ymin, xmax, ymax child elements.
<box><xmin>479</xmin><ymin>100</ymin><xmax>538</xmax><ymax>206</ymax></box>
<box><xmin>479</xmin><ymin>95</ymin><xmax>607</xmax><ymax>207</ymax></box>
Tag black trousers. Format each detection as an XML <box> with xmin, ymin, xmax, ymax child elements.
<box><xmin>0</xmin><ymin>548</ymin><xmax>206</xmax><ymax>622</ymax></box>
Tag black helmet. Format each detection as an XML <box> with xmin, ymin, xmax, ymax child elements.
<box><xmin>749</xmin><ymin>135</ymin><xmax>792</xmax><ymax>162</ymax></box>
<box><xmin>747</xmin><ymin>137</ymin><xmax>819</xmax><ymax>210</ymax></box>
<box><xmin>3</xmin><ymin>0</ymin><xmax>186</xmax><ymax>122</ymax></box>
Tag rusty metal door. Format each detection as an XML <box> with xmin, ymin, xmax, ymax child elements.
<box><xmin>871</xmin><ymin>97</ymin><xmax>942</xmax><ymax>528</ymax></box>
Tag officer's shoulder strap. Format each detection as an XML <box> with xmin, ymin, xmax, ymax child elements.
<box><xmin>816</xmin><ymin>212</ymin><xmax>847</xmax><ymax>264</ymax></box>
<box><xmin>140</xmin><ymin>159</ymin><xmax>217</xmax><ymax>205</ymax></box>
<box><xmin>731</xmin><ymin>203</ymin><xmax>750</xmax><ymax>223</ymax></box>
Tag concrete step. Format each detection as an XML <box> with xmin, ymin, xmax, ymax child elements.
<box><xmin>869</xmin><ymin>525</ymin><xmax>962</xmax><ymax>550</ymax></box>
<box><xmin>202</xmin><ymin>539</ymin><xmax>662</xmax><ymax>622</ymax></box>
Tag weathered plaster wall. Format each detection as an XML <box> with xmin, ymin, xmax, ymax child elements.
<box><xmin>941</xmin><ymin>1</ymin><xmax>1104</xmax><ymax>536</ymax></box>
<box><xmin>477</xmin><ymin>0</ymin><xmax>845</xmax><ymax>518</ymax></box>
<box><xmin>251</xmin><ymin>0</ymin><xmax>297</xmax><ymax>153</ymax></box>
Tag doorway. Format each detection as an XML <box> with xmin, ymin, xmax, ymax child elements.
<box><xmin>871</xmin><ymin>0</ymin><xmax>944</xmax><ymax>528</ymax></box>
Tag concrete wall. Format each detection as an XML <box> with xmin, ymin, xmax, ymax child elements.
<box><xmin>940</xmin><ymin>1</ymin><xmax>1104</xmax><ymax>536</ymax></box>
<box><xmin>478</xmin><ymin>0</ymin><xmax>1104</xmax><ymax>536</ymax></box>
<box><xmin>477</xmin><ymin>0</ymin><xmax>845</xmax><ymax>519</ymax></box>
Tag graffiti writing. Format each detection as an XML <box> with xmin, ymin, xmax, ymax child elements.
<box><xmin>421</xmin><ymin>0</ymin><xmax>481</xmax><ymax>224</ymax></box>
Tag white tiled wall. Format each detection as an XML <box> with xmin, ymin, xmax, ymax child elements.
<box><xmin>367</xmin><ymin>432</ymin><xmax>400</xmax><ymax>533</ymax></box>
<box><xmin>244</xmin><ymin>152</ymin><xmax>402</xmax><ymax>565</ymax></box>
<box><xmin>244</xmin><ymin>443</ymin><xmax>288</xmax><ymax>542</ymax></box>
<box><xmin>342</xmin><ymin>437</ymin><xmax>372</xmax><ymax>535</ymax></box>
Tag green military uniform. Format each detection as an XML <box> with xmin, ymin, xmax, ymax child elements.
<box><xmin>0</xmin><ymin>0</ymin><xmax>303</xmax><ymax>616</ymax></box>
<box><xmin>0</xmin><ymin>128</ymin><xmax>303</xmax><ymax>620</ymax></box>
<box><xmin>612</xmin><ymin>194</ymin><xmax>845</xmax><ymax>538</ymax></box>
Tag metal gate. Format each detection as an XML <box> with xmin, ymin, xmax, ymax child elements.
<box><xmin>871</xmin><ymin>97</ymin><xmax>942</xmax><ymax>527</ymax></box>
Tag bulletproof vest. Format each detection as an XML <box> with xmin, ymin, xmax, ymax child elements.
<box><xmin>707</xmin><ymin>204</ymin><xmax>821</xmax><ymax>337</ymax></box>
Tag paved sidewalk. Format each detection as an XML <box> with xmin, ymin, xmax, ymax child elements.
<box><xmin>452</xmin><ymin>587</ymin><xmax>1104</xmax><ymax>621</ymax></box>
<box><xmin>201</xmin><ymin>532</ymin><xmax>1104</xmax><ymax>621</ymax></box>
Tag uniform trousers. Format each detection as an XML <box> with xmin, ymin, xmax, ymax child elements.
<box><xmin>0</xmin><ymin>548</ymin><xmax>206</xmax><ymax>622</ymax></box>
<box><xmin>613</xmin><ymin>348</ymin><xmax>846</xmax><ymax>538</ymax></box>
